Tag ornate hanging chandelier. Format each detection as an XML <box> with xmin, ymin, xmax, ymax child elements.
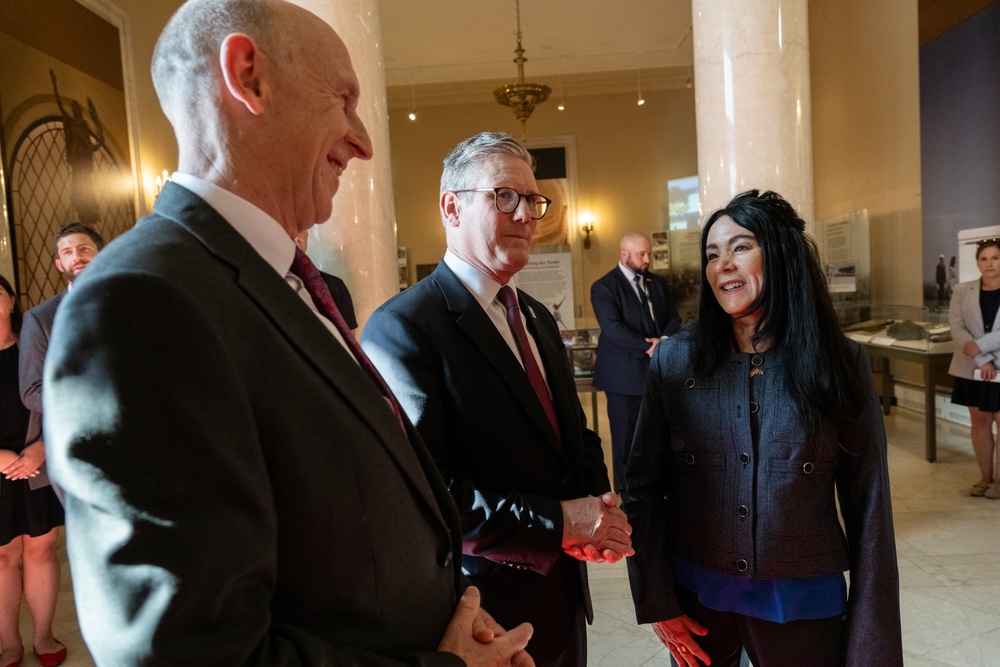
<box><xmin>493</xmin><ymin>0</ymin><xmax>550</xmax><ymax>136</ymax></box>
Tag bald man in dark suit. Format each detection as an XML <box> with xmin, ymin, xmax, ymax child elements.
<box><xmin>42</xmin><ymin>1</ymin><xmax>532</xmax><ymax>665</ymax></box>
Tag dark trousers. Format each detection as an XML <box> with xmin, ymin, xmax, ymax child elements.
<box><xmin>472</xmin><ymin>556</ymin><xmax>587</xmax><ymax>667</ymax></box>
<box><xmin>606</xmin><ymin>392</ymin><xmax>643</xmax><ymax>492</ymax></box>
<box><xmin>672</xmin><ymin>587</ymin><xmax>844</xmax><ymax>667</ymax></box>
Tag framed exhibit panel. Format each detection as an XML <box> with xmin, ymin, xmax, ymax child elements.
<box><xmin>0</xmin><ymin>0</ymin><xmax>141</xmax><ymax>307</ymax></box>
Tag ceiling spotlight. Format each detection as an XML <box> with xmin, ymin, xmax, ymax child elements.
<box><xmin>557</xmin><ymin>75</ymin><xmax>566</xmax><ymax>111</ymax></box>
<box><xmin>636</xmin><ymin>69</ymin><xmax>645</xmax><ymax>106</ymax></box>
<box><xmin>408</xmin><ymin>84</ymin><xmax>417</xmax><ymax>121</ymax></box>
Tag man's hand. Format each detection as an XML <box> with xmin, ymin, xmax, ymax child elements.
<box><xmin>561</xmin><ymin>493</ymin><xmax>633</xmax><ymax>563</ymax></box>
<box><xmin>2</xmin><ymin>441</ymin><xmax>44</xmax><ymax>480</ymax></box>
<box><xmin>645</xmin><ymin>338</ymin><xmax>661</xmax><ymax>357</ymax></box>
<box><xmin>652</xmin><ymin>615</ymin><xmax>710</xmax><ymax>666</ymax></box>
<box><xmin>438</xmin><ymin>587</ymin><xmax>535</xmax><ymax>667</ymax></box>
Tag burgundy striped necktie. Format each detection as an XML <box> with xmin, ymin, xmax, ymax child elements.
<box><xmin>290</xmin><ymin>248</ymin><xmax>405</xmax><ymax>431</ymax></box>
<box><xmin>496</xmin><ymin>285</ymin><xmax>561</xmax><ymax>438</ymax></box>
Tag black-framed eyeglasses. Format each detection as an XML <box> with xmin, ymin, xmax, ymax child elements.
<box><xmin>451</xmin><ymin>187</ymin><xmax>552</xmax><ymax>220</ymax></box>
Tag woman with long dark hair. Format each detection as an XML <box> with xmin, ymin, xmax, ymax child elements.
<box><xmin>624</xmin><ymin>191</ymin><xmax>902</xmax><ymax>666</ymax></box>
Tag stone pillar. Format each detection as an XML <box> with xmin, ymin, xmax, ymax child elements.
<box><xmin>290</xmin><ymin>0</ymin><xmax>398</xmax><ymax>331</ymax></box>
<box><xmin>692</xmin><ymin>0</ymin><xmax>814</xmax><ymax>223</ymax></box>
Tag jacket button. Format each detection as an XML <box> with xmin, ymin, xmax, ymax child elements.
<box><xmin>738</xmin><ymin>505</ymin><xmax>749</xmax><ymax>518</ymax></box>
<box><xmin>751</xmin><ymin>355</ymin><xmax>763</xmax><ymax>367</ymax></box>
<box><xmin>749</xmin><ymin>401</ymin><xmax>759</xmax><ymax>413</ymax></box>
<box><xmin>562</xmin><ymin>474</ymin><xmax>573</xmax><ymax>485</ymax></box>
<box><xmin>802</xmin><ymin>462</ymin><xmax>814</xmax><ymax>474</ymax></box>
<box><xmin>736</xmin><ymin>559</ymin><xmax>749</xmax><ymax>572</ymax></box>
<box><xmin>685</xmin><ymin>378</ymin><xmax>696</xmax><ymax>388</ymax></box>
<box><xmin>740</xmin><ymin>452</ymin><xmax>750</xmax><ymax>465</ymax></box>
<box><xmin>685</xmin><ymin>453</ymin><xmax>695</xmax><ymax>465</ymax></box>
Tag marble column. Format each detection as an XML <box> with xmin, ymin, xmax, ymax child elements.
<box><xmin>290</xmin><ymin>0</ymin><xmax>398</xmax><ymax>331</ymax></box>
<box><xmin>692</xmin><ymin>0</ymin><xmax>814</xmax><ymax>223</ymax></box>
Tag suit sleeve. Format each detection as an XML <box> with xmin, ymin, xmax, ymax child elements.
<box><xmin>44</xmin><ymin>274</ymin><xmax>463</xmax><ymax>667</ymax></box>
<box><xmin>590</xmin><ymin>278</ymin><xmax>652</xmax><ymax>356</ymax></box>
<box><xmin>363</xmin><ymin>307</ymin><xmax>566</xmax><ymax>575</ymax></box>
<box><xmin>18</xmin><ymin>308</ymin><xmax>47</xmax><ymax>417</ymax></box>
<box><xmin>622</xmin><ymin>342</ymin><xmax>685</xmax><ymax>623</ymax></box>
<box><xmin>835</xmin><ymin>347</ymin><xmax>903</xmax><ymax>666</ymax></box>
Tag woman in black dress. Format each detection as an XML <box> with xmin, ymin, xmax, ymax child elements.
<box><xmin>948</xmin><ymin>239</ymin><xmax>1000</xmax><ymax>498</ymax></box>
<box><xmin>0</xmin><ymin>275</ymin><xmax>67</xmax><ymax>667</ymax></box>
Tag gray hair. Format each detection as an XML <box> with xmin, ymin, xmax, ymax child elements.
<box><xmin>440</xmin><ymin>132</ymin><xmax>535</xmax><ymax>195</ymax></box>
<box><xmin>151</xmin><ymin>0</ymin><xmax>287</xmax><ymax>130</ymax></box>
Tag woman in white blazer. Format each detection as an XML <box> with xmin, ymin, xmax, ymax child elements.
<box><xmin>948</xmin><ymin>238</ymin><xmax>1000</xmax><ymax>498</ymax></box>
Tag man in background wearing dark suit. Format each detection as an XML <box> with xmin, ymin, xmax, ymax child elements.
<box><xmin>43</xmin><ymin>1</ymin><xmax>532</xmax><ymax>665</ymax></box>
<box><xmin>363</xmin><ymin>132</ymin><xmax>633</xmax><ymax>667</ymax></box>
<box><xmin>18</xmin><ymin>222</ymin><xmax>104</xmax><ymax>480</ymax></box>
<box><xmin>591</xmin><ymin>232</ymin><xmax>681</xmax><ymax>492</ymax></box>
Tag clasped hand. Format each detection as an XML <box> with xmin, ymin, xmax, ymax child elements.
<box><xmin>438</xmin><ymin>586</ymin><xmax>535</xmax><ymax>667</ymax></box>
<box><xmin>561</xmin><ymin>493</ymin><xmax>634</xmax><ymax>563</ymax></box>
<box><xmin>0</xmin><ymin>442</ymin><xmax>44</xmax><ymax>480</ymax></box>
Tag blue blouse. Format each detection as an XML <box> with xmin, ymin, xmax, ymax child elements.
<box><xmin>673</xmin><ymin>554</ymin><xmax>846</xmax><ymax>623</ymax></box>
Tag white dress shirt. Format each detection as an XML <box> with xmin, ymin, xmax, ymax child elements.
<box><xmin>169</xmin><ymin>173</ymin><xmax>352</xmax><ymax>355</ymax></box>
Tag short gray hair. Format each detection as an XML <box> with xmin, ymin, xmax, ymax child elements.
<box><xmin>440</xmin><ymin>132</ymin><xmax>535</xmax><ymax>195</ymax></box>
<box><xmin>151</xmin><ymin>0</ymin><xmax>286</xmax><ymax>130</ymax></box>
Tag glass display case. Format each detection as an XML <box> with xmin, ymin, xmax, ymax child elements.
<box><xmin>560</xmin><ymin>328</ymin><xmax>599</xmax><ymax>377</ymax></box>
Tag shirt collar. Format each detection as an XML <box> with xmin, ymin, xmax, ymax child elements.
<box><xmin>170</xmin><ymin>172</ymin><xmax>297</xmax><ymax>278</ymax></box>
<box><xmin>443</xmin><ymin>250</ymin><xmax>519</xmax><ymax>310</ymax></box>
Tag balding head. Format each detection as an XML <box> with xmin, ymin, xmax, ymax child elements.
<box><xmin>620</xmin><ymin>231</ymin><xmax>652</xmax><ymax>274</ymax></box>
<box><xmin>151</xmin><ymin>0</ymin><xmax>373</xmax><ymax>235</ymax></box>
<box><xmin>153</xmin><ymin>0</ymin><xmax>285</xmax><ymax>135</ymax></box>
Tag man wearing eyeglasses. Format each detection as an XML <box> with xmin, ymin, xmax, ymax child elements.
<box><xmin>363</xmin><ymin>131</ymin><xmax>632</xmax><ymax>667</ymax></box>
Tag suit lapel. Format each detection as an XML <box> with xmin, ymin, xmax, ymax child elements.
<box><xmin>433</xmin><ymin>263</ymin><xmax>566</xmax><ymax>455</ymax></box>
<box><xmin>153</xmin><ymin>185</ymin><xmax>448</xmax><ymax>525</ymax></box>
<box><xmin>613</xmin><ymin>269</ymin><xmax>655</xmax><ymax>337</ymax></box>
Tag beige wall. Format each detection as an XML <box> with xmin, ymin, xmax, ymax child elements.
<box><xmin>809</xmin><ymin>0</ymin><xmax>923</xmax><ymax>306</ymax></box>
<box><xmin>107</xmin><ymin>0</ymin><xmax>183</xmax><ymax>214</ymax></box>
<box><xmin>388</xmin><ymin>87</ymin><xmax>699</xmax><ymax>328</ymax></box>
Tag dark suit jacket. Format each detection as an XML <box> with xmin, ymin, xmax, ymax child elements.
<box><xmin>361</xmin><ymin>260</ymin><xmax>610</xmax><ymax>661</ymax></box>
<box><xmin>43</xmin><ymin>183</ymin><xmax>466</xmax><ymax>666</ymax></box>
<box><xmin>320</xmin><ymin>271</ymin><xmax>357</xmax><ymax>330</ymax></box>
<box><xmin>590</xmin><ymin>267</ymin><xmax>681</xmax><ymax>396</ymax></box>
<box><xmin>18</xmin><ymin>291</ymin><xmax>65</xmax><ymax>489</ymax></box>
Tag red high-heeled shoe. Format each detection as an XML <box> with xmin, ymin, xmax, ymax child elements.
<box><xmin>33</xmin><ymin>643</ymin><xmax>67</xmax><ymax>667</ymax></box>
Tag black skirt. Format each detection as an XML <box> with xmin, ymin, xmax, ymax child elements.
<box><xmin>0</xmin><ymin>476</ymin><xmax>65</xmax><ymax>546</ymax></box>
<box><xmin>951</xmin><ymin>376</ymin><xmax>1000</xmax><ymax>412</ymax></box>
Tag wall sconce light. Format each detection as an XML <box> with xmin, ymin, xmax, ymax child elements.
<box><xmin>580</xmin><ymin>212</ymin><xmax>595</xmax><ymax>249</ymax></box>
<box><xmin>408</xmin><ymin>84</ymin><xmax>417</xmax><ymax>121</ymax></box>
<box><xmin>154</xmin><ymin>170</ymin><xmax>170</xmax><ymax>196</ymax></box>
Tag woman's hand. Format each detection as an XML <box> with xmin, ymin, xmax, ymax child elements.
<box><xmin>964</xmin><ymin>341</ymin><xmax>983</xmax><ymax>359</ymax></box>
<box><xmin>2</xmin><ymin>441</ymin><xmax>44</xmax><ymax>480</ymax></box>
<box><xmin>979</xmin><ymin>361</ymin><xmax>997</xmax><ymax>382</ymax></box>
<box><xmin>652</xmin><ymin>615</ymin><xmax>711</xmax><ymax>666</ymax></box>
<box><xmin>0</xmin><ymin>449</ymin><xmax>20</xmax><ymax>469</ymax></box>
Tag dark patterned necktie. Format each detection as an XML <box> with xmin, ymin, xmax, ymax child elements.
<box><xmin>290</xmin><ymin>248</ymin><xmax>405</xmax><ymax>431</ymax></box>
<box><xmin>633</xmin><ymin>274</ymin><xmax>655</xmax><ymax>336</ymax></box>
<box><xmin>496</xmin><ymin>286</ymin><xmax>561</xmax><ymax>438</ymax></box>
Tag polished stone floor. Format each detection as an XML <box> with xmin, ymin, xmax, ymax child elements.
<box><xmin>14</xmin><ymin>403</ymin><xmax>1000</xmax><ymax>666</ymax></box>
